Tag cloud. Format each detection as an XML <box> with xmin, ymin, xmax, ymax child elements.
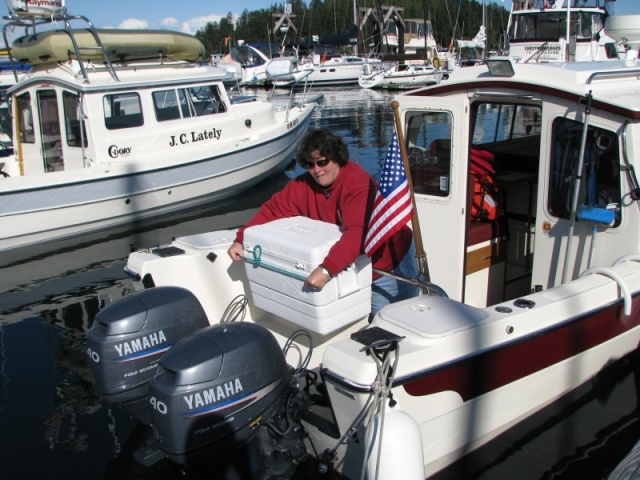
<box><xmin>117</xmin><ymin>18</ymin><xmax>149</xmax><ymax>29</ymax></box>
<box><xmin>160</xmin><ymin>17</ymin><xmax>180</xmax><ymax>30</ymax></box>
<box><xmin>180</xmin><ymin>15</ymin><xmax>226</xmax><ymax>34</ymax></box>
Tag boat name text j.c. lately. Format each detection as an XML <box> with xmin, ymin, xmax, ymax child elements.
<box><xmin>170</xmin><ymin>128</ymin><xmax>223</xmax><ymax>147</ymax></box>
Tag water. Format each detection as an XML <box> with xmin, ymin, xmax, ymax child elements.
<box><xmin>1</xmin><ymin>86</ymin><xmax>639</xmax><ymax>479</ymax></box>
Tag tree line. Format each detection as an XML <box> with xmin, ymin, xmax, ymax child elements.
<box><xmin>195</xmin><ymin>1</ymin><xmax>511</xmax><ymax>57</ymax></box>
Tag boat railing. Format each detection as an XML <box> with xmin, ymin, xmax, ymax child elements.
<box><xmin>613</xmin><ymin>254</ymin><xmax>640</xmax><ymax>267</ymax></box>
<box><xmin>266</xmin><ymin>69</ymin><xmax>315</xmax><ymax>123</ymax></box>
<box><xmin>587</xmin><ymin>68</ymin><xmax>640</xmax><ymax>84</ymax></box>
<box><xmin>579</xmin><ymin>266</ymin><xmax>632</xmax><ymax>316</ymax></box>
<box><xmin>373</xmin><ymin>267</ymin><xmax>448</xmax><ymax>298</ymax></box>
<box><xmin>2</xmin><ymin>10</ymin><xmax>119</xmax><ymax>83</ymax></box>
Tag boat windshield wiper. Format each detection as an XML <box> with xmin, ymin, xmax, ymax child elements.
<box><xmin>621</xmin><ymin>121</ymin><xmax>640</xmax><ymax>201</ymax></box>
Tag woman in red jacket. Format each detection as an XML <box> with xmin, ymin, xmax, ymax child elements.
<box><xmin>228</xmin><ymin>129</ymin><xmax>418</xmax><ymax>315</ymax></box>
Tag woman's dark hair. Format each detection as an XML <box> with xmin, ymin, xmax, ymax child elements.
<box><xmin>298</xmin><ymin>129</ymin><xmax>349</xmax><ymax>167</ymax></box>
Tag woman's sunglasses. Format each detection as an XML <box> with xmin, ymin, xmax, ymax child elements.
<box><xmin>302</xmin><ymin>157</ymin><xmax>331</xmax><ymax>169</ymax></box>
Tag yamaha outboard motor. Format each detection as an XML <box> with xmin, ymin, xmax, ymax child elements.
<box><xmin>148</xmin><ymin>322</ymin><xmax>292</xmax><ymax>467</ymax></box>
<box><xmin>86</xmin><ymin>286</ymin><xmax>209</xmax><ymax>424</ymax></box>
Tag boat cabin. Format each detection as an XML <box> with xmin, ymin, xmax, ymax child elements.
<box><xmin>6</xmin><ymin>66</ymin><xmax>233</xmax><ymax>177</ymax></box>
<box><xmin>398</xmin><ymin>57</ymin><xmax>639</xmax><ymax>307</ymax></box>
<box><xmin>0</xmin><ymin>3</ymin><xmax>321</xmax><ymax>253</ymax></box>
<box><xmin>506</xmin><ymin>0</ymin><xmax>620</xmax><ymax>62</ymax></box>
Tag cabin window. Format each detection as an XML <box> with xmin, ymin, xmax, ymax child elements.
<box><xmin>510</xmin><ymin>12</ymin><xmax>605</xmax><ymax>42</ymax></box>
<box><xmin>470</xmin><ymin>101</ymin><xmax>541</xmax><ymax>174</ymax></box>
<box><xmin>153</xmin><ymin>85</ymin><xmax>226</xmax><ymax>122</ymax></box>
<box><xmin>183</xmin><ymin>86</ymin><xmax>226</xmax><ymax>117</ymax></box>
<box><xmin>153</xmin><ymin>90</ymin><xmax>181</xmax><ymax>121</ymax></box>
<box><xmin>0</xmin><ymin>104</ymin><xmax>11</xmax><ymax>141</ymax></box>
<box><xmin>548</xmin><ymin>118</ymin><xmax>621</xmax><ymax>225</ymax></box>
<box><xmin>405</xmin><ymin>110</ymin><xmax>452</xmax><ymax>197</ymax></box>
<box><xmin>16</xmin><ymin>92</ymin><xmax>35</xmax><ymax>144</ymax></box>
<box><xmin>103</xmin><ymin>93</ymin><xmax>143</xmax><ymax>130</ymax></box>
<box><xmin>63</xmin><ymin>92</ymin><xmax>87</xmax><ymax>148</ymax></box>
<box><xmin>472</xmin><ymin>102</ymin><xmax>541</xmax><ymax>144</ymax></box>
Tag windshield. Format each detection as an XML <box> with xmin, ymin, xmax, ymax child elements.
<box><xmin>509</xmin><ymin>11</ymin><xmax>605</xmax><ymax>42</ymax></box>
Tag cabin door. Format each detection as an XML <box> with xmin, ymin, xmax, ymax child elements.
<box><xmin>36</xmin><ymin>90</ymin><xmax>63</xmax><ymax>172</ymax></box>
<box><xmin>532</xmin><ymin>114</ymin><xmax>623</xmax><ymax>289</ymax></box>
<box><xmin>403</xmin><ymin>103</ymin><xmax>467</xmax><ymax>301</ymax></box>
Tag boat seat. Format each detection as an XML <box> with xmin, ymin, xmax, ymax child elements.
<box><xmin>105</xmin><ymin>113</ymin><xmax>143</xmax><ymax>130</ymax></box>
<box><xmin>467</xmin><ymin>216</ymin><xmax>508</xmax><ymax>247</ymax></box>
<box><xmin>156</xmin><ymin>106</ymin><xmax>181</xmax><ymax>122</ymax></box>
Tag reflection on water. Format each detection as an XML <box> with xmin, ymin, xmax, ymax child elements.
<box><xmin>0</xmin><ymin>86</ymin><xmax>638</xmax><ymax>479</ymax></box>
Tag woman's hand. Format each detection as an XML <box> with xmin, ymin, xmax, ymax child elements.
<box><xmin>304</xmin><ymin>266</ymin><xmax>331</xmax><ymax>290</ymax></box>
<box><xmin>227</xmin><ymin>241</ymin><xmax>244</xmax><ymax>261</ymax></box>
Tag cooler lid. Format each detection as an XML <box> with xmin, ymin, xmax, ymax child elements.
<box><xmin>244</xmin><ymin>217</ymin><xmax>342</xmax><ymax>266</ymax></box>
<box><xmin>176</xmin><ymin>230</ymin><xmax>237</xmax><ymax>249</ymax></box>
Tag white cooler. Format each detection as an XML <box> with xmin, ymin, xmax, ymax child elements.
<box><xmin>243</xmin><ymin>217</ymin><xmax>372</xmax><ymax>334</ymax></box>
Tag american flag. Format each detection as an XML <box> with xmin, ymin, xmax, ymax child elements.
<box><xmin>364</xmin><ymin>132</ymin><xmax>414</xmax><ymax>255</ymax></box>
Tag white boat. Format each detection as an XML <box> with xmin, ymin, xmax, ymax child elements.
<box><xmin>379</xmin><ymin>17</ymin><xmax>439</xmax><ymax>59</ymax></box>
<box><xmin>358</xmin><ymin>63</ymin><xmax>443</xmax><ymax>90</ymax></box>
<box><xmin>86</xmin><ymin>18</ymin><xmax>640</xmax><ymax>480</ymax></box>
<box><xmin>213</xmin><ymin>43</ymin><xmax>275</xmax><ymax>87</ymax></box>
<box><xmin>0</xmin><ymin>3</ymin><xmax>321</xmax><ymax>253</ymax></box>
<box><xmin>266</xmin><ymin>44</ymin><xmax>375</xmax><ymax>87</ymax></box>
<box><xmin>506</xmin><ymin>0</ymin><xmax>622</xmax><ymax>63</ymax></box>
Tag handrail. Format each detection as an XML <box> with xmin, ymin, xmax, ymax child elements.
<box><xmin>373</xmin><ymin>267</ymin><xmax>448</xmax><ymax>298</ymax></box>
<box><xmin>621</xmin><ymin>121</ymin><xmax>640</xmax><ymax>201</ymax></box>
<box><xmin>613</xmin><ymin>254</ymin><xmax>640</xmax><ymax>266</ymax></box>
<box><xmin>587</xmin><ymin>68</ymin><xmax>640</xmax><ymax>85</ymax></box>
<box><xmin>2</xmin><ymin>10</ymin><xmax>120</xmax><ymax>83</ymax></box>
<box><xmin>579</xmin><ymin>266</ymin><xmax>632</xmax><ymax>315</ymax></box>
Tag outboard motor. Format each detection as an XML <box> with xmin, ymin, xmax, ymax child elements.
<box><xmin>86</xmin><ymin>286</ymin><xmax>209</xmax><ymax>424</ymax></box>
<box><xmin>148</xmin><ymin>322</ymin><xmax>292</xmax><ymax>467</ymax></box>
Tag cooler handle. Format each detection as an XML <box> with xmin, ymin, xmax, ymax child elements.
<box><xmin>242</xmin><ymin>244</ymin><xmax>308</xmax><ymax>282</ymax></box>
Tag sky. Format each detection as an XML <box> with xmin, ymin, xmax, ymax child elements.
<box><xmin>1</xmin><ymin>0</ymin><xmax>637</xmax><ymax>36</ymax></box>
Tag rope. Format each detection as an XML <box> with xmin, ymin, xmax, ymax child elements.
<box><xmin>317</xmin><ymin>341</ymin><xmax>401</xmax><ymax>479</ymax></box>
<box><xmin>220</xmin><ymin>294</ymin><xmax>248</xmax><ymax>323</ymax></box>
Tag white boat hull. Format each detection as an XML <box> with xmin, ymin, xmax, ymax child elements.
<box><xmin>0</xmin><ymin>14</ymin><xmax>321</xmax><ymax>253</ymax></box>
<box><xmin>0</xmin><ymin>116</ymin><xmax>312</xmax><ymax>251</ymax></box>
<box><xmin>268</xmin><ymin>57</ymin><xmax>367</xmax><ymax>87</ymax></box>
<box><xmin>118</xmin><ymin>230</ymin><xmax>640</xmax><ymax>478</ymax></box>
<box><xmin>85</xmin><ymin>52</ymin><xmax>640</xmax><ymax>479</ymax></box>
<box><xmin>359</xmin><ymin>65</ymin><xmax>443</xmax><ymax>90</ymax></box>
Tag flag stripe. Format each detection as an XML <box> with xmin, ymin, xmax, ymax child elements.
<box><xmin>364</xmin><ymin>132</ymin><xmax>413</xmax><ymax>256</ymax></box>
<box><xmin>367</xmin><ymin>190</ymin><xmax>412</xmax><ymax>242</ymax></box>
<box><xmin>368</xmin><ymin>182</ymin><xmax>412</xmax><ymax>229</ymax></box>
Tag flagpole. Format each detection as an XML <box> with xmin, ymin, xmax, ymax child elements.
<box><xmin>390</xmin><ymin>99</ymin><xmax>430</xmax><ymax>283</ymax></box>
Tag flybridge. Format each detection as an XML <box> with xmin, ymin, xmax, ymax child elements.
<box><xmin>512</xmin><ymin>0</ymin><xmax>612</xmax><ymax>11</ymax></box>
<box><xmin>506</xmin><ymin>0</ymin><xmax>619</xmax><ymax>63</ymax></box>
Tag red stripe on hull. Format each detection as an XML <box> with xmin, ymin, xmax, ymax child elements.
<box><xmin>403</xmin><ymin>299</ymin><xmax>640</xmax><ymax>401</ymax></box>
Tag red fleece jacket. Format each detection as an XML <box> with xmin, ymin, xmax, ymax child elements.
<box><xmin>235</xmin><ymin>161</ymin><xmax>413</xmax><ymax>278</ymax></box>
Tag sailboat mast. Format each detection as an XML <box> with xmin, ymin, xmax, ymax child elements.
<box><xmin>483</xmin><ymin>0</ymin><xmax>487</xmax><ymax>61</ymax></box>
<box><xmin>353</xmin><ymin>0</ymin><xmax>358</xmax><ymax>55</ymax></box>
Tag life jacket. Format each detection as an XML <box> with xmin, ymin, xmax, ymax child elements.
<box><xmin>470</xmin><ymin>147</ymin><xmax>503</xmax><ymax>221</ymax></box>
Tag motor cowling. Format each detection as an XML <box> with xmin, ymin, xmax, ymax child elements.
<box><xmin>148</xmin><ymin>322</ymin><xmax>291</xmax><ymax>465</ymax></box>
<box><xmin>86</xmin><ymin>286</ymin><xmax>209</xmax><ymax>424</ymax></box>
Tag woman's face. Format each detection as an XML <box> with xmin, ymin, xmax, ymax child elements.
<box><xmin>305</xmin><ymin>150</ymin><xmax>341</xmax><ymax>188</ymax></box>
